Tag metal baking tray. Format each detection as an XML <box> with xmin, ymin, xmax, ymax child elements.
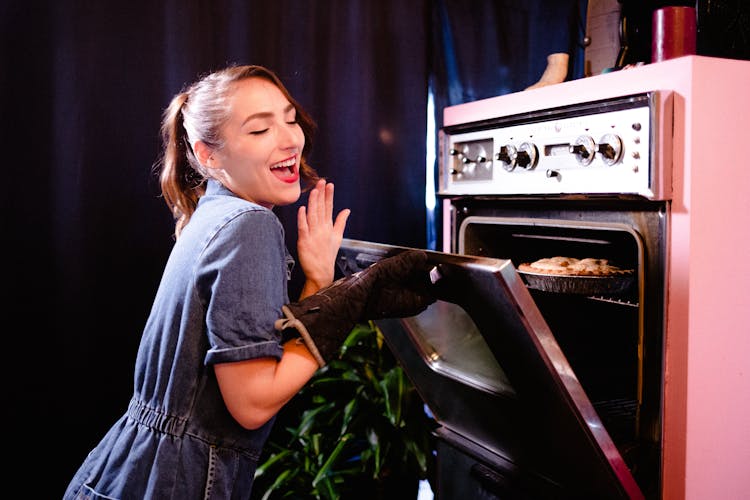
<box><xmin>518</xmin><ymin>270</ymin><xmax>635</xmax><ymax>295</ymax></box>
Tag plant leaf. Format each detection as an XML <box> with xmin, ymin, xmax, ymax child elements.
<box><xmin>312</xmin><ymin>433</ymin><xmax>353</xmax><ymax>486</ymax></box>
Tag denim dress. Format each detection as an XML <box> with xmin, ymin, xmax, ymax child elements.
<box><xmin>64</xmin><ymin>180</ymin><xmax>293</xmax><ymax>499</ymax></box>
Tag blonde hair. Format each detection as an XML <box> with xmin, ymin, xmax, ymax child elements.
<box><xmin>157</xmin><ymin>65</ymin><xmax>319</xmax><ymax>237</ymax></box>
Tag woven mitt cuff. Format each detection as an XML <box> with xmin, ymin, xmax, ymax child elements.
<box><xmin>275</xmin><ymin>305</ymin><xmax>326</xmax><ymax>367</ymax></box>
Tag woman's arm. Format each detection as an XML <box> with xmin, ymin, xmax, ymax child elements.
<box><xmin>215</xmin><ymin>179</ymin><xmax>350</xmax><ymax>429</ymax></box>
<box><xmin>214</xmin><ymin>340</ymin><xmax>319</xmax><ymax>430</ymax></box>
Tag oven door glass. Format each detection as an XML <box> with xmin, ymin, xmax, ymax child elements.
<box><xmin>337</xmin><ymin>238</ymin><xmax>644</xmax><ymax>499</ymax></box>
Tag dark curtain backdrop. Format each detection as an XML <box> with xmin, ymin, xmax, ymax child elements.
<box><xmin>3</xmin><ymin>1</ymin><xmax>580</xmax><ymax>496</ymax></box>
<box><xmin>431</xmin><ymin>0</ymin><xmax>584</xmax><ymax>108</ymax></box>
<box><xmin>428</xmin><ymin>0</ymin><xmax>585</xmax><ymax>247</ymax></box>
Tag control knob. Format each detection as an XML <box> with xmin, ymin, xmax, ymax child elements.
<box><xmin>495</xmin><ymin>144</ymin><xmax>517</xmax><ymax>171</ymax></box>
<box><xmin>569</xmin><ymin>135</ymin><xmax>595</xmax><ymax>166</ymax></box>
<box><xmin>597</xmin><ymin>133</ymin><xmax>623</xmax><ymax>165</ymax></box>
<box><xmin>461</xmin><ymin>154</ymin><xmax>487</xmax><ymax>164</ymax></box>
<box><xmin>513</xmin><ymin>142</ymin><xmax>538</xmax><ymax>170</ymax></box>
<box><xmin>448</xmin><ymin>147</ymin><xmax>464</xmax><ymax>175</ymax></box>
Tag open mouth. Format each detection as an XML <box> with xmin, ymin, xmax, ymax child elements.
<box><xmin>270</xmin><ymin>156</ymin><xmax>299</xmax><ymax>183</ymax></box>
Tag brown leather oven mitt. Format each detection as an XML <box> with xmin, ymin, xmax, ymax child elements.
<box><xmin>275</xmin><ymin>250</ymin><xmax>436</xmax><ymax>367</ymax></box>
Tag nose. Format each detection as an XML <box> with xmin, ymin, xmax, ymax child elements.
<box><xmin>278</xmin><ymin>122</ymin><xmax>303</xmax><ymax>151</ymax></box>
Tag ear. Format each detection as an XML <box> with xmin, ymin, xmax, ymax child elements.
<box><xmin>194</xmin><ymin>140</ymin><xmax>219</xmax><ymax>169</ymax></box>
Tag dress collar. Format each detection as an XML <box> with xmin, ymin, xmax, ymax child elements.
<box><xmin>205</xmin><ymin>178</ymin><xmax>235</xmax><ymax>198</ymax></box>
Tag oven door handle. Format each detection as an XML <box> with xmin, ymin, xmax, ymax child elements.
<box><xmin>354</xmin><ymin>252</ymin><xmax>381</xmax><ymax>269</ymax></box>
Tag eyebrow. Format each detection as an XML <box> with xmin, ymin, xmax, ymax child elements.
<box><xmin>241</xmin><ymin>103</ymin><xmax>296</xmax><ymax>127</ymax></box>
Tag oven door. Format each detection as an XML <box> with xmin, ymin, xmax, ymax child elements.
<box><xmin>337</xmin><ymin>238</ymin><xmax>644</xmax><ymax>499</ymax></box>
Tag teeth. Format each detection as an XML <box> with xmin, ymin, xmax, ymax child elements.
<box><xmin>271</xmin><ymin>158</ymin><xmax>296</xmax><ymax>169</ymax></box>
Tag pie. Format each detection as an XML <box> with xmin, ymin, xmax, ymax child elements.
<box><xmin>518</xmin><ymin>256</ymin><xmax>633</xmax><ymax>276</ymax></box>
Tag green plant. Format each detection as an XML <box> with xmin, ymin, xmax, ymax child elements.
<box><xmin>251</xmin><ymin>322</ymin><xmax>436</xmax><ymax>500</ymax></box>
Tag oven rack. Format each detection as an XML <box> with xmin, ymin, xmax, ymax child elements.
<box><xmin>587</xmin><ymin>295</ymin><xmax>639</xmax><ymax>307</ymax></box>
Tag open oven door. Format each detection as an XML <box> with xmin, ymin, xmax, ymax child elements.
<box><xmin>336</xmin><ymin>238</ymin><xmax>645</xmax><ymax>500</ymax></box>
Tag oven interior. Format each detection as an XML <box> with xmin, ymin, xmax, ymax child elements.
<box><xmin>465</xmin><ymin>219</ymin><xmax>639</xmax><ymax>422</ymax></box>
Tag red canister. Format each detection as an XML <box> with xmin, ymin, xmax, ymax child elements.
<box><xmin>652</xmin><ymin>6</ymin><xmax>697</xmax><ymax>62</ymax></box>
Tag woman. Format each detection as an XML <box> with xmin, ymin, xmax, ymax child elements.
<box><xmin>64</xmin><ymin>65</ymin><xmax>434</xmax><ymax>499</ymax></box>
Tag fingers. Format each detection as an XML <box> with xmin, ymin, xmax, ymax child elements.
<box><xmin>392</xmin><ymin>250</ymin><xmax>429</xmax><ymax>274</ymax></box>
<box><xmin>372</xmin><ymin>250</ymin><xmax>430</xmax><ymax>283</ymax></box>
<box><xmin>333</xmin><ymin>208</ymin><xmax>351</xmax><ymax>236</ymax></box>
<box><xmin>324</xmin><ymin>181</ymin><xmax>335</xmax><ymax>222</ymax></box>
<box><xmin>305</xmin><ymin>179</ymin><xmax>338</xmax><ymax>229</ymax></box>
<box><xmin>305</xmin><ymin>179</ymin><xmax>325</xmax><ymax>228</ymax></box>
<box><xmin>403</xmin><ymin>250</ymin><xmax>429</xmax><ymax>268</ymax></box>
<box><xmin>299</xmin><ymin>178</ymin><xmax>346</xmax><ymax>236</ymax></box>
<box><xmin>297</xmin><ymin>205</ymin><xmax>308</xmax><ymax>236</ymax></box>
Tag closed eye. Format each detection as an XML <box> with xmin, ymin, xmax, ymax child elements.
<box><xmin>285</xmin><ymin>108</ymin><xmax>299</xmax><ymax>125</ymax></box>
<box><xmin>249</xmin><ymin>128</ymin><xmax>269</xmax><ymax>135</ymax></box>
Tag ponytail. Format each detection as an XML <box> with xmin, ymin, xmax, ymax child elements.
<box><xmin>158</xmin><ymin>92</ymin><xmax>205</xmax><ymax>238</ymax></box>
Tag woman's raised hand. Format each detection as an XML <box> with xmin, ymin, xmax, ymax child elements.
<box><xmin>296</xmin><ymin>179</ymin><xmax>350</xmax><ymax>298</ymax></box>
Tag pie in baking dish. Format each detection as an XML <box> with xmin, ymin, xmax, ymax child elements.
<box><xmin>518</xmin><ymin>256</ymin><xmax>633</xmax><ymax>276</ymax></box>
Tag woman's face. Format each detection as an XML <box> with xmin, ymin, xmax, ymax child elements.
<box><xmin>210</xmin><ymin>77</ymin><xmax>305</xmax><ymax>208</ymax></box>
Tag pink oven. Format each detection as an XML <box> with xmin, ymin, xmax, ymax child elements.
<box><xmin>338</xmin><ymin>56</ymin><xmax>750</xmax><ymax>499</ymax></box>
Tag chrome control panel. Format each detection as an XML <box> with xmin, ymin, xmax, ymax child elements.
<box><xmin>438</xmin><ymin>91</ymin><xmax>672</xmax><ymax>199</ymax></box>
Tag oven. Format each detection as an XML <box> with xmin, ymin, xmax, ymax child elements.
<box><xmin>337</xmin><ymin>57</ymin><xmax>750</xmax><ymax>499</ymax></box>
<box><xmin>437</xmin><ymin>90</ymin><xmax>671</xmax><ymax>499</ymax></box>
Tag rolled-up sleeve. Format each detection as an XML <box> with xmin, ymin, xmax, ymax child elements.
<box><xmin>196</xmin><ymin>208</ymin><xmax>288</xmax><ymax>365</ymax></box>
